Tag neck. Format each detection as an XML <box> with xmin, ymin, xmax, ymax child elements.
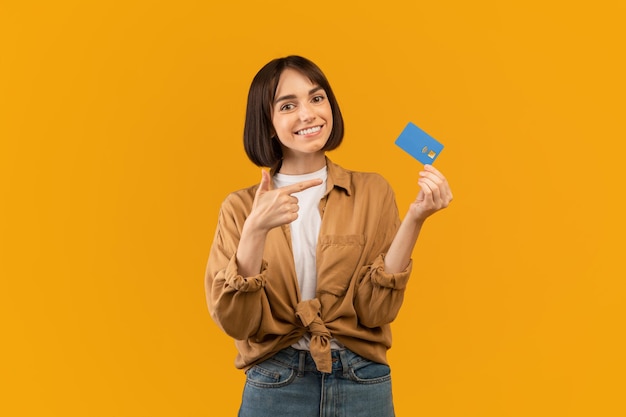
<box><xmin>279</xmin><ymin>152</ymin><xmax>326</xmax><ymax>175</ymax></box>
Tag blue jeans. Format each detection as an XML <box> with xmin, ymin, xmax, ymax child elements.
<box><xmin>238</xmin><ymin>347</ymin><xmax>395</xmax><ymax>417</ymax></box>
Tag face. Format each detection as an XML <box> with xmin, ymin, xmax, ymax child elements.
<box><xmin>271</xmin><ymin>68</ymin><xmax>333</xmax><ymax>160</ymax></box>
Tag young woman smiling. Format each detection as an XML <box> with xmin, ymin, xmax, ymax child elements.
<box><xmin>205</xmin><ymin>55</ymin><xmax>453</xmax><ymax>417</ymax></box>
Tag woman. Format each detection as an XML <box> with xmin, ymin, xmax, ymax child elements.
<box><xmin>205</xmin><ymin>55</ymin><xmax>452</xmax><ymax>416</ymax></box>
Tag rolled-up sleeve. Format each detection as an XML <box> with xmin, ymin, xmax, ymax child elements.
<box><xmin>353</xmin><ymin>179</ymin><xmax>413</xmax><ymax>328</ymax></box>
<box><xmin>205</xmin><ymin>196</ymin><xmax>269</xmax><ymax>340</ymax></box>
<box><xmin>354</xmin><ymin>254</ymin><xmax>412</xmax><ymax>328</ymax></box>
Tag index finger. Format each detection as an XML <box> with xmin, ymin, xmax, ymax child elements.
<box><xmin>423</xmin><ymin>164</ymin><xmax>446</xmax><ymax>180</ymax></box>
<box><xmin>280</xmin><ymin>178</ymin><xmax>323</xmax><ymax>195</ymax></box>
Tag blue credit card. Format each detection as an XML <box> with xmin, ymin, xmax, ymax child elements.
<box><xmin>394</xmin><ymin>122</ymin><xmax>444</xmax><ymax>165</ymax></box>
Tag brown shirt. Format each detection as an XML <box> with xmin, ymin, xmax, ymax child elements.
<box><xmin>205</xmin><ymin>159</ymin><xmax>412</xmax><ymax>372</ymax></box>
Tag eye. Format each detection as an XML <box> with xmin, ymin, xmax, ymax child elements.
<box><xmin>280</xmin><ymin>103</ymin><xmax>295</xmax><ymax>111</ymax></box>
<box><xmin>312</xmin><ymin>95</ymin><xmax>326</xmax><ymax>104</ymax></box>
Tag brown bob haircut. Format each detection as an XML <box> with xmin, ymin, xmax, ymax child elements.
<box><xmin>243</xmin><ymin>55</ymin><xmax>345</xmax><ymax>168</ymax></box>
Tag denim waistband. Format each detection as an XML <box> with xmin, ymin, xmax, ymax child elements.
<box><xmin>268</xmin><ymin>347</ymin><xmax>364</xmax><ymax>376</ymax></box>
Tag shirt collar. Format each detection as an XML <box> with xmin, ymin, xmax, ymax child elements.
<box><xmin>325</xmin><ymin>157</ymin><xmax>352</xmax><ymax>196</ymax></box>
<box><xmin>269</xmin><ymin>156</ymin><xmax>352</xmax><ymax>196</ymax></box>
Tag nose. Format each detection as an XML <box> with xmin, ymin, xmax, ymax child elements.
<box><xmin>298</xmin><ymin>102</ymin><xmax>315</xmax><ymax>122</ymax></box>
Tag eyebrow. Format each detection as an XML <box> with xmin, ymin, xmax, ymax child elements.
<box><xmin>274</xmin><ymin>86</ymin><xmax>324</xmax><ymax>105</ymax></box>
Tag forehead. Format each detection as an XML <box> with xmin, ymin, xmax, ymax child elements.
<box><xmin>275</xmin><ymin>68</ymin><xmax>319</xmax><ymax>95</ymax></box>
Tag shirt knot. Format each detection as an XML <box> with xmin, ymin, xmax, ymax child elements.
<box><xmin>295</xmin><ymin>299</ymin><xmax>331</xmax><ymax>373</ymax></box>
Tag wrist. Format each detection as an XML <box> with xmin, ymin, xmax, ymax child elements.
<box><xmin>242</xmin><ymin>215</ymin><xmax>270</xmax><ymax>237</ymax></box>
<box><xmin>404</xmin><ymin>209</ymin><xmax>426</xmax><ymax>227</ymax></box>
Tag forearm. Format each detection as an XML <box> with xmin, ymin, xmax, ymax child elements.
<box><xmin>384</xmin><ymin>214</ymin><xmax>424</xmax><ymax>273</ymax></box>
<box><xmin>383</xmin><ymin>164</ymin><xmax>453</xmax><ymax>273</ymax></box>
<box><xmin>236</xmin><ymin>218</ymin><xmax>268</xmax><ymax>277</ymax></box>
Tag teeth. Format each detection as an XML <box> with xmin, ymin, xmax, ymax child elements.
<box><xmin>297</xmin><ymin>126</ymin><xmax>321</xmax><ymax>135</ymax></box>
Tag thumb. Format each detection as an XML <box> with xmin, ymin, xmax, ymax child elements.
<box><xmin>257</xmin><ymin>169</ymin><xmax>272</xmax><ymax>195</ymax></box>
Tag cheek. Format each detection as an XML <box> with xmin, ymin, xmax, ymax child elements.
<box><xmin>325</xmin><ymin>109</ymin><xmax>334</xmax><ymax>129</ymax></box>
<box><xmin>273</xmin><ymin>121</ymin><xmax>288</xmax><ymax>138</ymax></box>
<box><xmin>324</xmin><ymin>105</ymin><xmax>334</xmax><ymax>123</ymax></box>
<box><xmin>271</xmin><ymin>116</ymin><xmax>284</xmax><ymax>136</ymax></box>
<box><xmin>272</xmin><ymin>120</ymin><xmax>292</xmax><ymax>143</ymax></box>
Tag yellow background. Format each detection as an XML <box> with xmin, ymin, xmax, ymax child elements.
<box><xmin>1</xmin><ymin>1</ymin><xmax>625</xmax><ymax>416</ymax></box>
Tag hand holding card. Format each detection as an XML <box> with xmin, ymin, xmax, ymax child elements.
<box><xmin>395</xmin><ymin>122</ymin><xmax>444</xmax><ymax>165</ymax></box>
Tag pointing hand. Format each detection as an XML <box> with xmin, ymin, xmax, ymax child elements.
<box><xmin>249</xmin><ymin>170</ymin><xmax>323</xmax><ymax>232</ymax></box>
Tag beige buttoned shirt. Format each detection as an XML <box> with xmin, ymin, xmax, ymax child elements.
<box><xmin>205</xmin><ymin>159</ymin><xmax>412</xmax><ymax>372</ymax></box>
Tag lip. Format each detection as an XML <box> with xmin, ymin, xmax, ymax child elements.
<box><xmin>294</xmin><ymin>124</ymin><xmax>324</xmax><ymax>137</ymax></box>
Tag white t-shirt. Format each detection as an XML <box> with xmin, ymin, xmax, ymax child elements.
<box><xmin>273</xmin><ymin>166</ymin><xmax>327</xmax><ymax>301</ymax></box>
<box><xmin>274</xmin><ymin>166</ymin><xmax>344</xmax><ymax>351</ymax></box>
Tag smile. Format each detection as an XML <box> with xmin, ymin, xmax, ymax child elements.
<box><xmin>295</xmin><ymin>125</ymin><xmax>322</xmax><ymax>135</ymax></box>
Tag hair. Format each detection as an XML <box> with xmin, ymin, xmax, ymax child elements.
<box><xmin>243</xmin><ymin>55</ymin><xmax>344</xmax><ymax>168</ymax></box>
